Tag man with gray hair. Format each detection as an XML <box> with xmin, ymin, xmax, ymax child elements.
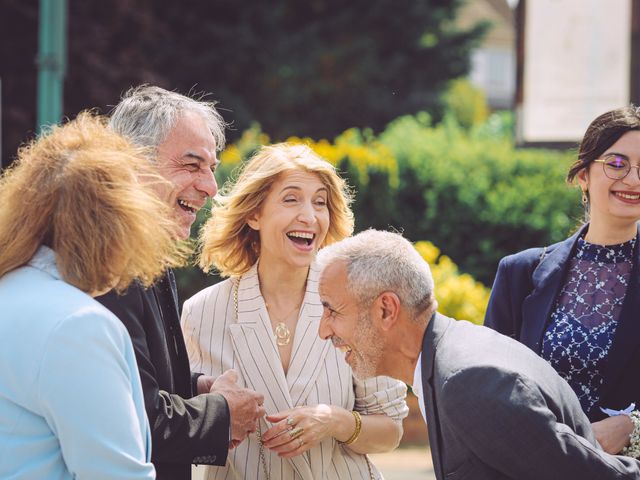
<box><xmin>97</xmin><ymin>85</ymin><xmax>265</xmax><ymax>480</ymax></box>
<box><xmin>317</xmin><ymin>229</ymin><xmax>640</xmax><ymax>479</ymax></box>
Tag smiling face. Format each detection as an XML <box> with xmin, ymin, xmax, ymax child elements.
<box><xmin>578</xmin><ymin>130</ymin><xmax>640</xmax><ymax>237</ymax></box>
<box><xmin>247</xmin><ymin>170</ymin><xmax>330</xmax><ymax>270</ymax></box>
<box><xmin>318</xmin><ymin>260</ymin><xmax>385</xmax><ymax>378</ymax></box>
<box><xmin>155</xmin><ymin>110</ymin><xmax>219</xmax><ymax>239</ymax></box>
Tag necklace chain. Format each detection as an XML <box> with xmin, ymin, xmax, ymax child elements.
<box><xmin>263</xmin><ymin>294</ymin><xmax>302</xmax><ymax>348</ymax></box>
<box><xmin>264</xmin><ymin>299</ymin><xmax>301</xmax><ymax>322</ymax></box>
<box><xmin>234</xmin><ymin>276</ymin><xmax>376</xmax><ymax>479</ymax></box>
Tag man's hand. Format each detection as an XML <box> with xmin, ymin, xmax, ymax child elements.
<box><xmin>210</xmin><ymin>369</ymin><xmax>265</xmax><ymax>448</ymax></box>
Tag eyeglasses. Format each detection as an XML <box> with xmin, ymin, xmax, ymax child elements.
<box><xmin>593</xmin><ymin>154</ymin><xmax>640</xmax><ymax>181</ymax></box>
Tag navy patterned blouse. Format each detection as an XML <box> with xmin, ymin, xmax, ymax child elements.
<box><xmin>541</xmin><ymin>235</ymin><xmax>636</xmax><ymax>418</ymax></box>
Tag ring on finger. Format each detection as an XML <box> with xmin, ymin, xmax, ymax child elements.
<box><xmin>298</xmin><ymin>437</ymin><xmax>304</xmax><ymax>448</ymax></box>
<box><xmin>286</xmin><ymin>417</ymin><xmax>295</xmax><ymax>427</ymax></box>
<box><xmin>289</xmin><ymin>426</ymin><xmax>304</xmax><ymax>438</ymax></box>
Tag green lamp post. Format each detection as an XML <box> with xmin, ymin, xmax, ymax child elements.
<box><xmin>37</xmin><ymin>0</ymin><xmax>67</xmax><ymax>134</ymax></box>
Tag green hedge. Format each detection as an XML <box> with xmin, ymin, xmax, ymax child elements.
<box><xmin>175</xmin><ymin>111</ymin><xmax>583</xmax><ymax>304</ymax></box>
<box><xmin>373</xmin><ymin>112</ymin><xmax>581</xmax><ymax>284</ymax></box>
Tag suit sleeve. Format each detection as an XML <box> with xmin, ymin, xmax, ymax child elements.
<box><xmin>97</xmin><ymin>286</ymin><xmax>230</xmax><ymax>466</ymax></box>
<box><xmin>441</xmin><ymin>368</ymin><xmax>640</xmax><ymax>480</ymax></box>
<box><xmin>483</xmin><ymin>256</ymin><xmax>516</xmax><ymax>335</ymax></box>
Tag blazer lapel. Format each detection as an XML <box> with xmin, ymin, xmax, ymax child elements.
<box><xmin>228</xmin><ymin>265</ymin><xmax>315</xmax><ymax>480</ymax></box>
<box><xmin>421</xmin><ymin>313</ymin><xmax>449</xmax><ymax>480</ymax></box>
<box><xmin>286</xmin><ymin>263</ymin><xmax>331</xmax><ymax>406</ymax></box>
<box><xmin>228</xmin><ymin>266</ymin><xmax>293</xmax><ymax>415</ymax></box>
<box><xmin>600</xmin><ymin>225</ymin><xmax>640</xmax><ymax>403</ymax></box>
<box><xmin>165</xmin><ymin>269</ymin><xmax>180</xmax><ymax>315</ymax></box>
<box><xmin>520</xmin><ymin>229</ymin><xmax>582</xmax><ymax>352</ymax></box>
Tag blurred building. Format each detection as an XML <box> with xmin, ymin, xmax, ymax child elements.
<box><xmin>515</xmin><ymin>0</ymin><xmax>640</xmax><ymax>146</ymax></box>
<box><xmin>458</xmin><ymin>0</ymin><xmax>516</xmax><ymax>110</ymax></box>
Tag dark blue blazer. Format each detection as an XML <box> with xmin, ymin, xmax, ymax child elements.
<box><xmin>484</xmin><ymin>224</ymin><xmax>640</xmax><ymax>421</ymax></box>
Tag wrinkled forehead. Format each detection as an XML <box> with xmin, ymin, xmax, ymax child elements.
<box><xmin>157</xmin><ymin>114</ymin><xmax>217</xmax><ymax>160</ymax></box>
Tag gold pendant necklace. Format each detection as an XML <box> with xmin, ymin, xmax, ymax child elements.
<box><xmin>265</xmin><ymin>301</ymin><xmax>299</xmax><ymax>347</ymax></box>
<box><xmin>274</xmin><ymin>322</ymin><xmax>291</xmax><ymax>346</ymax></box>
<box><xmin>258</xmin><ymin>271</ymin><xmax>304</xmax><ymax>348</ymax></box>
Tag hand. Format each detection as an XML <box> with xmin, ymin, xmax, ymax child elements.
<box><xmin>210</xmin><ymin>369</ymin><xmax>265</xmax><ymax>448</ymax></box>
<box><xmin>592</xmin><ymin>415</ymin><xmax>634</xmax><ymax>454</ymax></box>
<box><xmin>262</xmin><ymin>404</ymin><xmax>337</xmax><ymax>458</ymax></box>
<box><xmin>196</xmin><ymin>375</ymin><xmax>215</xmax><ymax>395</ymax></box>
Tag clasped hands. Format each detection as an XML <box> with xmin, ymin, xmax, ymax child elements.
<box><xmin>197</xmin><ymin>376</ymin><xmax>342</xmax><ymax>456</ymax></box>
<box><xmin>261</xmin><ymin>404</ymin><xmax>337</xmax><ymax>458</ymax></box>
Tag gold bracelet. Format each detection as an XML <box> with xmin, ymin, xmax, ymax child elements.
<box><xmin>341</xmin><ymin>410</ymin><xmax>362</xmax><ymax>445</ymax></box>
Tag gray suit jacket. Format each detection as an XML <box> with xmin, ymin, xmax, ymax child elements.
<box><xmin>421</xmin><ymin>313</ymin><xmax>640</xmax><ymax>480</ymax></box>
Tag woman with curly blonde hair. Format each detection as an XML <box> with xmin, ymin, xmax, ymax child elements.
<box><xmin>0</xmin><ymin>112</ymin><xmax>184</xmax><ymax>479</ymax></box>
<box><xmin>182</xmin><ymin>143</ymin><xmax>408</xmax><ymax>479</ymax></box>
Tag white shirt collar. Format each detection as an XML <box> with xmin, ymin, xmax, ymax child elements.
<box><xmin>412</xmin><ymin>353</ymin><xmax>427</xmax><ymax>423</ymax></box>
<box><xmin>28</xmin><ymin>245</ymin><xmax>61</xmax><ymax>280</ymax></box>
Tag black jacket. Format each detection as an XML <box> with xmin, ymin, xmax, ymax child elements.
<box><xmin>97</xmin><ymin>270</ymin><xmax>229</xmax><ymax>480</ymax></box>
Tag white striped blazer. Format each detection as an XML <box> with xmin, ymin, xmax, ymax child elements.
<box><xmin>181</xmin><ymin>262</ymin><xmax>409</xmax><ymax>479</ymax></box>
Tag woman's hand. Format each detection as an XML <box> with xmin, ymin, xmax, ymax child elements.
<box><xmin>592</xmin><ymin>415</ymin><xmax>634</xmax><ymax>454</ymax></box>
<box><xmin>262</xmin><ymin>404</ymin><xmax>344</xmax><ymax>458</ymax></box>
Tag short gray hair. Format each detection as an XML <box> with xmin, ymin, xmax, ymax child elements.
<box><xmin>109</xmin><ymin>85</ymin><xmax>227</xmax><ymax>153</ymax></box>
<box><xmin>317</xmin><ymin>229</ymin><xmax>435</xmax><ymax>320</ymax></box>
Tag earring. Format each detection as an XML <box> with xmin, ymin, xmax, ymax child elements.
<box><xmin>581</xmin><ymin>189</ymin><xmax>590</xmax><ymax>223</ymax></box>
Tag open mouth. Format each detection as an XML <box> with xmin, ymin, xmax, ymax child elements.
<box><xmin>286</xmin><ymin>231</ymin><xmax>315</xmax><ymax>247</ymax></box>
<box><xmin>177</xmin><ymin>199</ymin><xmax>198</xmax><ymax>213</ymax></box>
<box><xmin>337</xmin><ymin>344</ymin><xmax>352</xmax><ymax>355</ymax></box>
<box><xmin>332</xmin><ymin>337</ymin><xmax>353</xmax><ymax>357</ymax></box>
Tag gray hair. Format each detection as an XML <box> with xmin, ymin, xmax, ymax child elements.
<box><xmin>109</xmin><ymin>85</ymin><xmax>227</xmax><ymax>153</ymax></box>
<box><xmin>317</xmin><ymin>229</ymin><xmax>435</xmax><ymax>320</ymax></box>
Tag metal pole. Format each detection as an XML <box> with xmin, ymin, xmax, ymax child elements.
<box><xmin>37</xmin><ymin>0</ymin><xmax>67</xmax><ymax>134</ymax></box>
<box><xmin>0</xmin><ymin>77</ymin><xmax>3</xmax><ymax>170</ymax></box>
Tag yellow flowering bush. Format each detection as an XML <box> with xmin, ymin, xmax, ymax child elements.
<box><xmin>219</xmin><ymin>123</ymin><xmax>269</xmax><ymax>168</ymax></box>
<box><xmin>218</xmin><ymin>124</ymin><xmax>399</xmax><ymax>188</ymax></box>
<box><xmin>181</xmin><ymin>111</ymin><xmax>577</xmax><ymax>317</ymax></box>
<box><xmin>215</xmin><ymin>123</ymin><xmax>489</xmax><ymax>327</ymax></box>
<box><xmin>287</xmin><ymin>129</ymin><xmax>399</xmax><ymax>188</ymax></box>
<box><xmin>414</xmin><ymin>241</ymin><xmax>490</xmax><ymax>325</ymax></box>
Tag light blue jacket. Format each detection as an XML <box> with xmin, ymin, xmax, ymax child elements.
<box><xmin>0</xmin><ymin>246</ymin><xmax>155</xmax><ymax>479</ymax></box>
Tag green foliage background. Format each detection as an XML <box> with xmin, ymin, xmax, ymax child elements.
<box><xmin>176</xmin><ymin>86</ymin><xmax>583</xmax><ymax>316</ymax></box>
<box><xmin>2</xmin><ymin>0</ymin><xmax>488</xmax><ymax>167</ymax></box>
<box><xmin>375</xmin><ymin>111</ymin><xmax>581</xmax><ymax>284</ymax></box>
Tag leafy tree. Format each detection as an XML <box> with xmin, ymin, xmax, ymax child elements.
<box><xmin>1</xmin><ymin>0</ymin><xmax>39</xmax><ymax>167</ymax></box>
<box><xmin>2</xmin><ymin>0</ymin><xmax>488</xmax><ymax>165</ymax></box>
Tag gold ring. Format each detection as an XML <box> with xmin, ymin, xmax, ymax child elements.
<box><xmin>286</xmin><ymin>417</ymin><xmax>295</xmax><ymax>426</ymax></box>
<box><xmin>289</xmin><ymin>426</ymin><xmax>304</xmax><ymax>438</ymax></box>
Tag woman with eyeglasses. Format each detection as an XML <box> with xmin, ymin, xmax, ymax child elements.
<box><xmin>484</xmin><ymin>105</ymin><xmax>640</xmax><ymax>458</ymax></box>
